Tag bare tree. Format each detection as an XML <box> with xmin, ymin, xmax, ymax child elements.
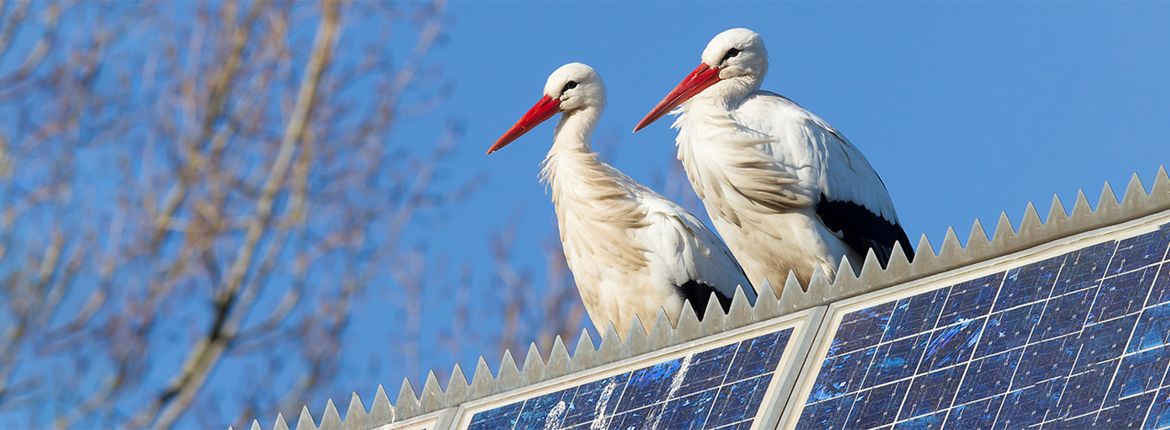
<box><xmin>0</xmin><ymin>0</ymin><xmax>503</xmax><ymax>428</ymax></box>
<box><xmin>489</xmin><ymin>220</ymin><xmax>587</xmax><ymax>357</ymax></box>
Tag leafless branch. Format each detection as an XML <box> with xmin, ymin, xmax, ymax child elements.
<box><xmin>0</xmin><ymin>1</ymin><xmax>583</xmax><ymax>428</ymax></box>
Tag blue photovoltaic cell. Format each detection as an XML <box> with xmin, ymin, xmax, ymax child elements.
<box><xmin>797</xmin><ymin>222</ymin><xmax>1170</xmax><ymax>429</ymax></box>
<box><xmin>468</xmin><ymin>328</ymin><xmax>792</xmax><ymax>430</ymax></box>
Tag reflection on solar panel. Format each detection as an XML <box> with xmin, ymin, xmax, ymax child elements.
<box><xmin>796</xmin><ymin>223</ymin><xmax>1170</xmax><ymax>429</ymax></box>
<box><xmin>468</xmin><ymin>328</ymin><xmax>792</xmax><ymax>430</ymax></box>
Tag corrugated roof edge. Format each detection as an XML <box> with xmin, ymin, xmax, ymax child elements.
<box><xmin>238</xmin><ymin>166</ymin><xmax>1170</xmax><ymax>430</ymax></box>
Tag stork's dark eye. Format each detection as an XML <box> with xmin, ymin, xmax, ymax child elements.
<box><xmin>562</xmin><ymin>81</ymin><xmax>578</xmax><ymax>93</ymax></box>
<box><xmin>720</xmin><ymin>48</ymin><xmax>741</xmax><ymax>65</ymax></box>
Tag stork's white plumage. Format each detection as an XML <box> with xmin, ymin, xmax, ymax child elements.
<box><xmin>635</xmin><ymin>28</ymin><xmax>914</xmax><ymax>297</ymax></box>
<box><xmin>489</xmin><ymin>63</ymin><xmax>755</xmax><ymax>334</ymax></box>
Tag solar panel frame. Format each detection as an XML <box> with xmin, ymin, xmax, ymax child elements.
<box><xmin>450</xmin><ymin>306</ymin><xmax>826</xmax><ymax>429</ymax></box>
<box><xmin>374</xmin><ymin>415</ymin><xmax>443</xmax><ymax>430</ymax></box>
<box><xmin>780</xmin><ymin>212</ymin><xmax>1170</xmax><ymax>429</ymax></box>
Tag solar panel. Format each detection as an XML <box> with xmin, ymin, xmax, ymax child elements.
<box><xmin>467</xmin><ymin>328</ymin><xmax>793</xmax><ymax>430</ymax></box>
<box><xmin>794</xmin><ymin>223</ymin><xmax>1170</xmax><ymax>429</ymax></box>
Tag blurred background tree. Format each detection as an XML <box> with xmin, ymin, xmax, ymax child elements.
<box><xmin>0</xmin><ymin>0</ymin><xmax>586</xmax><ymax>428</ymax></box>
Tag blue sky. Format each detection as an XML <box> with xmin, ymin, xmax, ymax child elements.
<box><xmin>419</xmin><ymin>1</ymin><xmax>1170</xmax><ymax>267</ymax></box>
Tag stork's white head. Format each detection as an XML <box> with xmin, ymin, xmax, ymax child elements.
<box><xmin>545</xmin><ymin>62</ymin><xmax>606</xmax><ymax>112</ymax></box>
<box><xmin>702</xmin><ymin>28</ymin><xmax>768</xmax><ymax>84</ymax></box>
<box><xmin>634</xmin><ymin>28</ymin><xmax>769</xmax><ymax>131</ymax></box>
<box><xmin>488</xmin><ymin>62</ymin><xmax>606</xmax><ymax>154</ymax></box>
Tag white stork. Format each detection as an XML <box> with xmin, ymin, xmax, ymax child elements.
<box><xmin>634</xmin><ymin>28</ymin><xmax>913</xmax><ymax>297</ymax></box>
<box><xmin>488</xmin><ymin>63</ymin><xmax>755</xmax><ymax>334</ymax></box>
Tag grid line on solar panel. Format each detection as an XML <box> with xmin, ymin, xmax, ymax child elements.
<box><xmin>804</xmin><ymin>278</ymin><xmax>1006</xmax><ymax>411</ymax></box>
<box><xmin>979</xmin><ymin>242</ymin><xmax>1120</xmax><ymax>428</ymax></box>
<box><xmin>884</xmin><ymin>267</ymin><xmax>1008</xmax><ymax>425</ymax></box>
<box><xmin>980</xmin><ymin>243</ymin><xmax>1140</xmax><ymax>427</ymax></box>
<box><xmin>795</xmin><ymin>223</ymin><xmax>1170</xmax><ymax>429</ymax></box>
<box><xmin>1092</xmin><ymin>266</ymin><xmax>1167</xmax><ymax>418</ymax></box>
<box><xmin>1011</xmin><ymin>241</ymin><xmax>1161</xmax><ymax>426</ymax></box>
<box><xmin>466</xmin><ymin>328</ymin><xmax>792</xmax><ymax>430</ymax></box>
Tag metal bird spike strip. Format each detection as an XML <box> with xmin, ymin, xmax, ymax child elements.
<box><xmin>238</xmin><ymin>166</ymin><xmax>1170</xmax><ymax>430</ymax></box>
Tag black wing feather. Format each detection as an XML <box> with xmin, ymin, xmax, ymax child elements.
<box><xmin>676</xmin><ymin>280</ymin><xmax>734</xmax><ymax>320</ymax></box>
<box><xmin>816</xmin><ymin>193</ymin><xmax>915</xmax><ymax>267</ymax></box>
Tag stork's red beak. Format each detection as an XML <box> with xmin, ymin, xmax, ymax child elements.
<box><xmin>634</xmin><ymin>63</ymin><xmax>722</xmax><ymax>132</ymax></box>
<box><xmin>488</xmin><ymin>95</ymin><xmax>561</xmax><ymax>155</ymax></box>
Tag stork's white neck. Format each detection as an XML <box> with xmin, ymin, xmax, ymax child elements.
<box><xmin>539</xmin><ymin>105</ymin><xmax>651</xmax><ymax>283</ymax></box>
<box><xmin>540</xmin><ymin>106</ymin><xmax>603</xmax><ymax>187</ymax></box>
<box><xmin>539</xmin><ymin>104</ymin><xmax>644</xmax><ymax>227</ymax></box>
<box><xmin>690</xmin><ymin>76</ymin><xmax>761</xmax><ymax>110</ymax></box>
<box><xmin>552</xmin><ymin>107</ymin><xmax>601</xmax><ymax>153</ymax></box>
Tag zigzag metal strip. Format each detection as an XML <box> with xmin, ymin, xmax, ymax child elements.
<box><xmin>249</xmin><ymin>166</ymin><xmax>1170</xmax><ymax>430</ymax></box>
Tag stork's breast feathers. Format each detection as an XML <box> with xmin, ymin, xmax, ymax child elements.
<box><xmin>552</xmin><ymin>165</ymin><xmax>654</xmax><ymax>277</ymax></box>
<box><xmin>682</xmin><ymin>135</ymin><xmax>816</xmax><ymax>227</ymax></box>
<box><xmin>726</xmin><ymin>156</ymin><xmax>814</xmax><ymax>213</ymax></box>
